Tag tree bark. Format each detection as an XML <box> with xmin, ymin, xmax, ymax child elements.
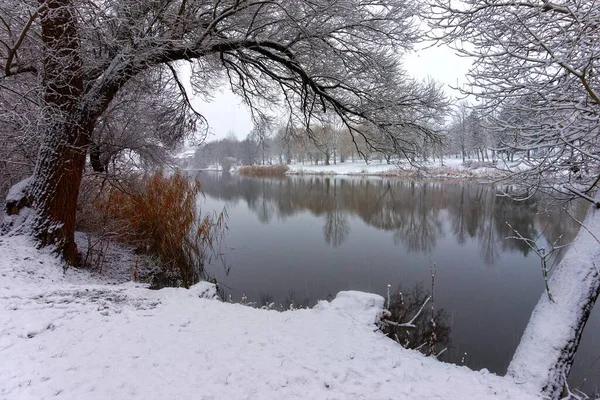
<box><xmin>35</xmin><ymin>0</ymin><xmax>85</xmax><ymax>264</ymax></box>
<box><xmin>28</xmin><ymin>121</ymin><xmax>92</xmax><ymax>264</ymax></box>
<box><xmin>507</xmin><ymin>197</ymin><xmax>600</xmax><ymax>399</ymax></box>
<box><xmin>3</xmin><ymin>0</ymin><xmax>92</xmax><ymax>265</ymax></box>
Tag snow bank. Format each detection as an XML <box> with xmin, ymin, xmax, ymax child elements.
<box><xmin>0</xmin><ymin>235</ymin><xmax>540</xmax><ymax>400</ymax></box>
<box><xmin>284</xmin><ymin>158</ymin><xmax>508</xmax><ymax>179</ymax></box>
<box><xmin>288</xmin><ymin>160</ymin><xmax>398</xmax><ymax>176</ymax></box>
<box><xmin>5</xmin><ymin>176</ymin><xmax>32</xmax><ymax>204</ymax></box>
<box><xmin>2</xmin><ymin>177</ymin><xmax>33</xmax><ymax>233</ymax></box>
<box><xmin>314</xmin><ymin>290</ymin><xmax>386</xmax><ymax>325</ymax></box>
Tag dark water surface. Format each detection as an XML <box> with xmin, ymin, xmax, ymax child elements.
<box><xmin>196</xmin><ymin>171</ymin><xmax>600</xmax><ymax>394</ymax></box>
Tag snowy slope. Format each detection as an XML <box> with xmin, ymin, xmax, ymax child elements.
<box><xmin>0</xmin><ymin>235</ymin><xmax>540</xmax><ymax>400</ymax></box>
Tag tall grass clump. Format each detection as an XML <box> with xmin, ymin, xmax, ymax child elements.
<box><xmin>96</xmin><ymin>171</ymin><xmax>226</xmax><ymax>288</ymax></box>
<box><xmin>237</xmin><ymin>165</ymin><xmax>289</xmax><ymax>177</ymax></box>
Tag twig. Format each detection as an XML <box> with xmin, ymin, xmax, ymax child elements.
<box><xmin>0</xmin><ymin>159</ymin><xmax>35</xmax><ymax>167</ymax></box>
<box><xmin>564</xmin><ymin>187</ymin><xmax>600</xmax><ymax>209</ymax></box>
<box><xmin>429</xmin><ymin>261</ymin><xmax>438</xmax><ymax>356</ymax></box>
<box><xmin>506</xmin><ymin>222</ymin><xmax>555</xmax><ymax>302</ymax></box>
<box><xmin>385</xmin><ymin>296</ymin><xmax>431</xmax><ymax>329</ymax></box>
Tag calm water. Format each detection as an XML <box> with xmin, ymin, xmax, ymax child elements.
<box><xmin>196</xmin><ymin>171</ymin><xmax>600</xmax><ymax>393</ymax></box>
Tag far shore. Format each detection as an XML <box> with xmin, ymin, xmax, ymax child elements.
<box><xmin>189</xmin><ymin>158</ymin><xmax>512</xmax><ymax>181</ymax></box>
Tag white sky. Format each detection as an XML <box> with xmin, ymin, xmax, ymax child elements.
<box><xmin>190</xmin><ymin>45</ymin><xmax>472</xmax><ymax>141</ymax></box>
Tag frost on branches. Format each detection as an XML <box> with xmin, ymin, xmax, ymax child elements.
<box><xmin>427</xmin><ymin>1</ymin><xmax>600</xmax><ymax>398</ymax></box>
<box><xmin>0</xmin><ymin>0</ymin><xmax>447</xmax><ymax>264</ymax></box>
<box><xmin>428</xmin><ymin>0</ymin><xmax>599</xmax><ymax>201</ymax></box>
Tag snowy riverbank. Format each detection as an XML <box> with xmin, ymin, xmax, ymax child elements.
<box><xmin>0</xmin><ymin>235</ymin><xmax>540</xmax><ymax>400</ymax></box>
<box><xmin>286</xmin><ymin>158</ymin><xmax>506</xmax><ymax>179</ymax></box>
<box><xmin>188</xmin><ymin>156</ymin><xmax>522</xmax><ymax>180</ymax></box>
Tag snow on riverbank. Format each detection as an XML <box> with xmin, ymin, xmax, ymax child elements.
<box><xmin>284</xmin><ymin>157</ymin><xmax>508</xmax><ymax>179</ymax></box>
<box><xmin>0</xmin><ymin>235</ymin><xmax>540</xmax><ymax>400</ymax></box>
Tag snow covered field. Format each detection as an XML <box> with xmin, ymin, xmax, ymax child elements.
<box><xmin>0</xmin><ymin>235</ymin><xmax>543</xmax><ymax>400</ymax></box>
<box><xmin>185</xmin><ymin>156</ymin><xmax>519</xmax><ymax>180</ymax></box>
<box><xmin>284</xmin><ymin>157</ymin><xmax>506</xmax><ymax>178</ymax></box>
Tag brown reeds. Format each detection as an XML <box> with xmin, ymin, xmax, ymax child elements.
<box><xmin>237</xmin><ymin>165</ymin><xmax>289</xmax><ymax>177</ymax></box>
<box><xmin>90</xmin><ymin>171</ymin><xmax>226</xmax><ymax>288</ymax></box>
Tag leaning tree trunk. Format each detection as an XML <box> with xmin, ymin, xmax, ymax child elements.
<box><xmin>507</xmin><ymin>196</ymin><xmax>600</xmax><ymax>399</ymax></box>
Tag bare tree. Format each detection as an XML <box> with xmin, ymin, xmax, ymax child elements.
<box><xmin>1</xmin><ymin>0</ymin><xmax>448</xmax><ymax>264</ymax></box>
<box><xmin>90</xmin><ymin>70</ymin><xmax>202</xmax><ymax>174</ymax></box>
<box><xmin>238</xmin><ymin>134</ymin><xmax>260</xmax><ymax>166</ymax></box>
<box><xmin>427</xmin><ymin>1</ymin><xmax>600</xmax><ymax>397</ymax></box>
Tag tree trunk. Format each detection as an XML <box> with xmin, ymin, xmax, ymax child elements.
<box><xmin>3</xmin><ymin>0</ymin><xmax>102</xmax><ymax>265</ymax></box>
<box><xmin>507</xmin><ymin>197</ymin><xmax>600</xmax><ymax>399</ymax></box>
<box><xmin>28</xmin><ymin>122</ymin><xmax>92</xmax><ymax>265</ymax></box>
<box><xmin>28</xmin><ymin>0</ymin><xmax>88</xmax><ymax>264</ymax></box>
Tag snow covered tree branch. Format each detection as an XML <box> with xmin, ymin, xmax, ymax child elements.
<box><xmin>425</xmin><ymin>1</ymin><xmax>600</xmax><ymax>398</ymax></box>
<box><xmin>0</xmin><ymin>0</ymin><xmax>448</xmax><ymax>263</ymax></box>
<box><xmin>427</xmin><ymin>0</ymin><xmax>599</xmax><ymax>204</ymax></box>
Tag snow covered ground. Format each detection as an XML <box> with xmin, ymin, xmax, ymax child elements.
<box><xmin>0</xmin><ymin>235</ymin><xmax>541</xmax><ymax>400</ymax></box>
<box><xmin>285</xmin><ymin>157</ymin><xmax>507</xmax><ymax>178</ymax></box>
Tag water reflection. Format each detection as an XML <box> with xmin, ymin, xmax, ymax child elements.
<box><xmin>197</xmin><ymin>172</ymin><xmax>566</xmax><ymax>264</ymax></box>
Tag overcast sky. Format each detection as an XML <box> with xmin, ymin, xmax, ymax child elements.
<box><xmin>190</xmin><ymin>45</ymin><xmax>472</xmax><ymax>141</ymax></box>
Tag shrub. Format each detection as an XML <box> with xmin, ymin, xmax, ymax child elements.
<box><xmin>237</xmin><ymin>165</ymin><xmax>289</xmax><ymax>177</ymax></box>
<box><xmin>92</xmin><ymin>171</ymin><xmax>226</xmax><ymax>288</ymax></box>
